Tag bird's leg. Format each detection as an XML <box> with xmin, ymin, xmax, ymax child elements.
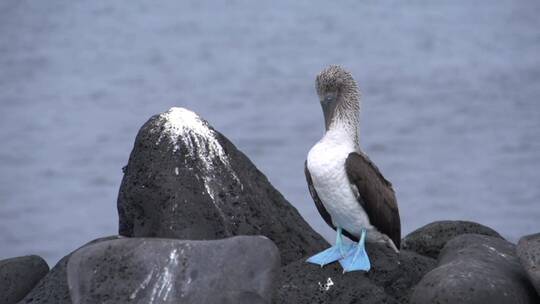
<box><xmin>306</xmin><ymin>227</ymin><xmax>352</xmax><ymax>267</ymax></box>
<box><xmin>339</xmin><ymin>228</ymin><xmax>371</xmax><ymax>273</ymax></box>
<box><xmin>335</xmin><ymin>227</ymin><xmax>346</xmax><ymax>256</ymax></box>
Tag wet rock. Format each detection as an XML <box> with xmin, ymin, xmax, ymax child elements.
<box><xmin>67</xmin><ymin>236</ymin><xmax>279</xmax><ymax>304</ymax></box>
<box><xmin>410</xmin><ymin>234</ymin><xmax>539</xmax><ymax>304</ymax></box>
<box><xmin>274</xmin><ymin>242</ymin><xmax>436</xmax><ymax>304</ymax></box>
<box><xmin>19</xmin><ymin>236</ymin><xmax>120</xmax><ymax>304</ymax></box>
<box><xmin>517</xmin><ymin>233</ymin><xmax>540</xmax><ymax>296</ymax></box>
<box><xmin>401</xmin><ymin>220</ymin><xmax>502</xmax><ymax>259</ymax></box>
<box><xmin>0</xmin><ymin>255</ymin><xmax>49</xmax><ymax>304</ymax></box>
<box><xmin>117</xmin><ymin>107</ymin><xmax>327</xmax><ymax>265</ymax></box>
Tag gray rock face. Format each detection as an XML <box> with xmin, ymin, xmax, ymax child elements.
<box><xmin>20</xmin><ymin>235</ymin><xmax>279</xmax><ymax>304</ymax></box>
<box><xmin>410</xmin><ymin>234</ymin><xmax>539</xmax><ymax>304</ymax></box>
<box><xmin>401</xmin><ymin>220</ymin><xmax>502</xmax><ymax>258</ymax></box>
<box><xmin>517</xmin><ymin>233</ymin><xmax>540</xmax><ymax>296</ymax></box>
<box><xmin>67</xmin><ymin>236</ymin><xmax>279</xmax><ymax>304</ymax></box>
<box><xmin>18</xmin><ymin>236</ymin><xmax>120</xmax><ymax>304</ymax></box>
<box><xmin>18</xmin><ymin>256</ymin><xmax>71</xmax><ymax>304</ymax></box>
<box><xmin>0</xmin><ymin>255</ymin><xmax>49</xmax><ymax>304</ymax></box>
<box><xmin>117</xmin><ymin>107</ymin><xmax>327</xmax><ymax>265</ymax></box>
<box><xmin>274</xmin><ymin>242</ymin><xmax>436</xmax><ymax>304</ymax></box>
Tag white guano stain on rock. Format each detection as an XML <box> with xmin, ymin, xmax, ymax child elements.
<box><xmin>150</xmin><ymin>248</ymin><xmax>179</xmax><ymax>302</ymax></box>
<box><xmin>129</xmin><ymin>249</ymin><xmax>181</xmax><ymax>302</ymax></box>
<box><xmin>157</xmin><ymin>107</ymin><xmax>239</xmax><ymax>183</ymax></box>
<box><xmin>129</xmin><ymin>269</ymin><xmax>155</xmax><ymax>300</ymax></box>
<box><xmin>484</xmin><ymin>244</ymin><xmax>510</xmax><ymax>259</ymax></box>
<box><xmin>156</xmin><ymin>107</ymin><xmax>241</xmax><ymax>229</ymax></box>
<box><xmin>318</xmin><ymin>277</ymin><xmax>334</xmax><ymax>292</ymax></box>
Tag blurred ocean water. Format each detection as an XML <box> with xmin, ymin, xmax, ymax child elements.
<box><xmin>1</xmin><ymin>0</ymin><xmax>539</xmax><ymax>264</ymax></box>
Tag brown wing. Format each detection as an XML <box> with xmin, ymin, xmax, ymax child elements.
<box><xmin>304</xmin><ymin>160</ymin><xmax>359</xmax><ymax>242</ymax></box>
<box><xmin>345</xmin><ymin>152</ymin><xmax>401</xmax><ymax>248</ymax></box>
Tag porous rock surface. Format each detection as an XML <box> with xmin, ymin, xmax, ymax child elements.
<box><xmin>18</xmin><ymin>236</ymin><xmax>121</xmax><ymax>304</ymax></box>
<box><xmin>117</xmin><ymin>107</ymin><xmax>327</xmax><ymax>265</ymax></box>
<box><xmin>401</xmin><ymin>220</ymin><xmax>502</xmax><ymax>258</ymax></box>
<box><xmin>410</xmin><ymin>234</ymin><xmax>539</xmax><ymax>304</ymax></box>
<box><xmin>517</xmin><ymin>233</ymin><xmax>540</xmax><ymax>296</ymax></box>
<box><xmin>67</xmin><ymin>236</ymin><xmax>279</xmax><ymax>304</ymax></box>
<box><xmin>19</xmin><ymin>235</ymin><xmax>279</xmax><ymax>304</ymax></box>
<box><xmin>274</xmin><ymin>242</ymin><xmax>436</xmax><ymax>304</ymax></box>
<box><xmin>0</xmin><ymin>255</ymin><xmax>49</xmax><ymax>304</ymax></box>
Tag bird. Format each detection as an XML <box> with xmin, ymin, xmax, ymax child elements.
<box><xmin>305</xmin><ymin>65</ymin><xmax>401</xmax><ymax>272</ymax></box>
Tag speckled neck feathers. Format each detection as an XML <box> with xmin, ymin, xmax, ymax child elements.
<box><xmin>316</xmin><ymin>65</ymin><xmax>361</xmax><ymax>147</ymax></box>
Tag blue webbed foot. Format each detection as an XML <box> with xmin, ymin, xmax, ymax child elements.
<box><xmin>306</xmin><ymin>227</ymin><xmax>352</xmax><ymax>267</ymax></box>
<box><xmin>306</xmin><ymin>243</ymin><xmax>353</xmax><ymax>266</ymax></box>
<box><xmin>339</xmin><ymin>229</ymin><xmax>371</xmax><ymax>272</ymax></box>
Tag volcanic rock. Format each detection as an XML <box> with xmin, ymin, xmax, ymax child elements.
<box><xmin>67</xmin><ymin>236</ymin><xmax>279</xmax><ymax>304</ymax></box>
<box><xmin>274</xmin><ymin>241</ymin><xmax>436</xmax><ymax>304</ymax></box>
<box><xmin>117</xmin><ymin>107</ymin><xmax>327</xmax><ymax>265</ymax></box>
<box><xmin>0</xmin><ymin>255</ymin><xmax>49</xmax><ymax>304</ymax></box>
<box><xmin>401</xmin><ymin>220</ymin><xmax>502</xmax><ymax>259</ymax></box>
<box><xmin>18</xmin><ymin>236</ymin><xmax>120</xmax><ymax>304</ymax></box>
<box><xmin>517</xmin><ymin>233</ymin><xmax>540</xmax><ymax>296</ymax></box>
<box><xmin>410</xmin><ymin>234</ymin><xmax>538</xmax><ymax>304</ymax></box>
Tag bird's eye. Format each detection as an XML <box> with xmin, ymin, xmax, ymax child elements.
<box><xmin>323</xmin><ymin>93</ymin><xmax>336</xmax><ymax>104</ymax></box>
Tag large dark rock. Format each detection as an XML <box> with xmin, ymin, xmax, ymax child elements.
<box><xmin>18</xmin><ymin>236</ymin><xmax>120</xmax><ymax>304</ymax></box>
<box><xmin>67</xmin><ymin>236</ymin><xmax>279</xmax><ymax>304</ymax></box>
<box><xmin>410</xmin><ymin>234</ymin><xmax>539</xmax><ymax>304</ymax></box>
<box><xmin>274</xmin><ymin>242</ymin><xmax>436</xmax><ymax>304</ymax></box>
<box><xmin>20</xmin><ymin>235</ymin><xmax>278</xmax><ymax>304</ymax></box>
<box><xmin>401</xmin><ymin>220</ymin><xmax>503</xmax><ymax>259</ymax></box>
<box><xmin>517</xmin><ymin>233</ymin><xmax>540</xmax><ymax>296</ymax></box>
<box><xmin>117</xmin><ymin>107</ymin><xmax>327</xmax><ymax>265</ymax></box>
<box><xmin>0</xmin><ymin>255</ymin><xmax>49</xmax><ymax>304</ymax></box>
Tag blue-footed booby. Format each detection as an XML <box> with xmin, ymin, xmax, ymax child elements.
<box><xmin>305</xmin><ymin>65</ymin><xmax>401</xmax><ymax>272</ymax></box>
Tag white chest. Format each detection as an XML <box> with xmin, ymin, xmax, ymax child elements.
<box><xmin>306</xmin><ymin>131</ymin><xmax>372</xmax><ymax>236</ymax></box>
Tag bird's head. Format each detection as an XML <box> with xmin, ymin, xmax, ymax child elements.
<box><xmin>315</xmin><ymin>65</ymin><xmax>360</xmax><ymax>131</ymax></box>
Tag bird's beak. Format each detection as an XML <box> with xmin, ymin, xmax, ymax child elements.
<box><xmin>321</xmin><ymin>93</ymin><xmax>338</xmax><ymax>130</ymax></box>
